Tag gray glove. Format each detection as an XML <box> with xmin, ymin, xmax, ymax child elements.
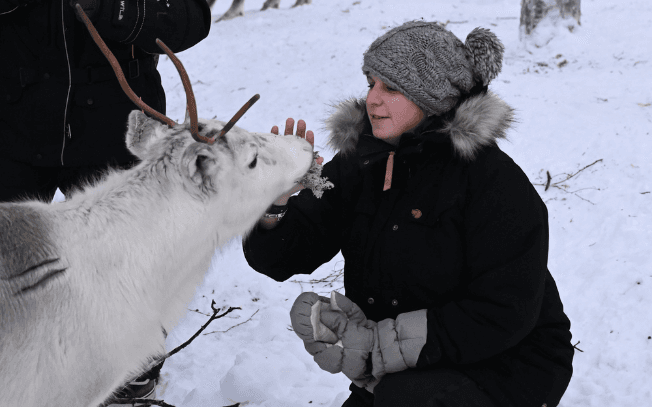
<box><xmin>317</xmin><ymin>292</ymin><xmax>380</xmax><ymax>389</ymax></box>
<box><xmin>290</xmin><ymin>291</ymin><xmax>377</xmax><ymax>388</ymax></box>
<box><xmin>290</xmin><ymin>291</ymin><xmax>340</xmax><ymax>352</ymax></box>
<box><xmin>290</xmin><ymin>291</ymin><xmax>429</xmax><ymax>393</ymax></box>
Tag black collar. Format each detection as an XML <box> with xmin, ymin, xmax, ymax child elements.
<box><xmin>355</xmin><ymin>113</ymin><xmax>454</xmax><ymax>169</ymax></box>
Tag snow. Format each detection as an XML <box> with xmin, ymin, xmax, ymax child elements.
<box><xmin>55</xmin><ymin>0</ymin><xmax>652</xmax><ymax>405</ymax></box>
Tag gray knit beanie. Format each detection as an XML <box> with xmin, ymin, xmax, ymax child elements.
<box><xmin>362</xmin><ymin>20</ymin><xmax>505</xmax><ymax>117</ymax></box>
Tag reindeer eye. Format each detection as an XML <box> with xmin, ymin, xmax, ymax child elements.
<box><xmin>248</xmin><ymin>154</ymin><xmax>258</xmax><ymax>169</ymax></box>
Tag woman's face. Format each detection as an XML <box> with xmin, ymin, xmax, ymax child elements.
<box><xmin>366</xmin><ymin>75</ymin><xmax>425</xmax><ymax>145</ymax></box>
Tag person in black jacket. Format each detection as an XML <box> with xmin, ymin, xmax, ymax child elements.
<box><xmin>0</xmin><ymin>0</ymin><xmax>211</xmax><ymax>404</ymax></box>
<box><xmin>0</xmin><ymin>0</ymin><xmax>210</xmax><ymax>202</ymax></box>
<box><xmin>243</xmin><ymin>21</ymin><xmax>574</xmax><ymax>407</ymax></box>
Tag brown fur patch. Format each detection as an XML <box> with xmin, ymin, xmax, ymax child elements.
<box><xmin>0</xmin><ymin>204</ymin><xmax>56</xmax><ymax>280</ymax></box>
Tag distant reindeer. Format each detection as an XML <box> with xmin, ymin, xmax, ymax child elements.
<box><xmin>209</xmin><ymin>0</ymin><xmax>312</xmax><ymax>22</ymax></box>
<box><xmin>0</xmin><ymin>7</ymin><xmax>313</xmax><ymax>407</ymax></box>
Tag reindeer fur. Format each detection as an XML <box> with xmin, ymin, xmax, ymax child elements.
<box><xmin>0</xmin><ymin>111</ymin><xmax>313</xmax><ymax>407</ymax></box>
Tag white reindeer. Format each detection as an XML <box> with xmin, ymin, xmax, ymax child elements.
<box><xmin>0</xmin><ymin>12</ymin><xmax>314</xmax><ymax>407</ymax></box>
<box><xmin>211</xmin><ymin>0</ymin><xmax>312</xmax><ymax>22</ymax></box>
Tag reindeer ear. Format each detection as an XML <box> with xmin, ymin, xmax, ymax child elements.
<box><xmin>125</xmin><ymin>110</ymin><xmax>165</xmax><ymax>158</ymax></box>
<box><xmin>182</xmin><ymin>143</ymin><xmax>220</xmax><ymax>190</ymax></box>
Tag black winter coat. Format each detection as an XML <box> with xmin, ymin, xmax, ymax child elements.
<box><xmin>0</xmin><ymin>0</ymin><xmax>210</xmax><ymax>167</ymax></box>
<box><xmin>244</xmin><ymin>92</ymin><xmax>574</xmax><ymax>407</ymax></box>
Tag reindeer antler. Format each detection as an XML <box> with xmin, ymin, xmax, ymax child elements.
<box><xmin>214</xmin><ymin>93</ymin><xmax>261</xmax><ymax>141</ymax></box>
<box><xmin>153</xmin><ymin>38</ymin><xmax>201</xmax><ymax>142</ymax></box>
<box><xmin>74</xmin><ymin>4</ymin><xmax>175</xmax><ymax>128</ymax></box>
<box><xmin>74</xmin><ymin>5</ymin><xmax>260</xmax><ymax>144</ymax></box>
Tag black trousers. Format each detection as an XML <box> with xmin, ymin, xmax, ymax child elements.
<box><xmin>0</xmin><ymin>157</ymin><xmax>135</xmax><ymax>203</ymax></box>
<box><xmin>342</xmin><ymin>369</ymin><xmax>497</xmax><ymax>407</ymax></box>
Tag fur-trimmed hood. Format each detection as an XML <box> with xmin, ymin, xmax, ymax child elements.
<box><xmin>325</xmin><ymin>91</ymin><xmax>514</xmax><ymax>161</ymax></box>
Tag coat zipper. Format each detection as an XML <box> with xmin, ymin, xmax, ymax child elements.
<box><xmin>60</xmin><ymin>0</ymin><xmax>72</xmax><ymax>166</ymax></box>
<box><xmin>0</xmin><ymin>4</ymin><xmax>19</xmax><ymax>15</ymax></box>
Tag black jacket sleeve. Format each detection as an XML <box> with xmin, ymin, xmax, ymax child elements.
<box><xmin>243</xmin><ymin>154</ymin><xmax>345</xmax><ymax>282</ymax></box>
<box><xmin>417</xmin><ymin>148</ymin><xmax>549</xmax><ymax>366</ymax></box>
<box><xmin>88</xmin><ymin>0</ymin><xmax>211</xmax><ymax>53</ymax></box>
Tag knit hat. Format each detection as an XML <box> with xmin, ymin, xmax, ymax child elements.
<box><xmin>362</xmin><ymin>20</ymin><xmax>505</xmax><ymax>117</ymax></box>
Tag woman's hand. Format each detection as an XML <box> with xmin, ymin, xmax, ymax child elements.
<box><xmin>271</xmin><ymin>118</ymin><xmax>323</xmax><ymax>206</ymax></box>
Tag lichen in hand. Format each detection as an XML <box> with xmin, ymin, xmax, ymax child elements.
<box><xmin>299</xmin><ymin>151</ymin><xmax>334</xmax><ymax>199</ymax></box>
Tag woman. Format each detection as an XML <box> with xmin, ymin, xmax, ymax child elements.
<box><xmin>243</xmin><ymin>21</ymin><xmax>574</xmax><ymax>407</ymax></box>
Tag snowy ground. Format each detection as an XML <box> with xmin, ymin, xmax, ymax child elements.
<box><xmin>64</xmin><ymin>0</ymin><xmax>652</xmax><ymax>405</ymax></box>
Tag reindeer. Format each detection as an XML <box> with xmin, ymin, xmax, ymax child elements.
<box><xmin>0</xmin><ymin>7</ymin><xmax>314</xmax><ymax>407</ymax></box>
<box><xmin>210</xmin><ymin>0</ymin><xmax>313</xmax><ymax>22</ymax></box>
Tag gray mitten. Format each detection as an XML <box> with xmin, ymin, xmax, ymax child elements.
<box><xmin>290</xmin><ymin>292</ymin><xmax>344</xmax><ymax>373</ymax></box>
<box><xmin>291</xmin><ymin>291</ymin><xmax>429</xmax><ymax>394</ymax></box>
<box><xmin>290</xmin><ymin>291</ymin><xmax>378</xmax><ymax>387</ymax></box>
<box><xmin>317</xmin><ymin>292</ymin><xmax>379</xmax><ymax>388</ymax></box>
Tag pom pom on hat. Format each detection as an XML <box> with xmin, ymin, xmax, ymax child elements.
<box><xmin>465</xmin><ymin>27</ymin><xmax>505</xmax><ymax>86</ymax></box>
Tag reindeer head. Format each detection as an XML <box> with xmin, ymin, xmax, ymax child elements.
<box><xmin>124</xmin><ymin>112</ymin><xmax>313</xmax><ymax>225</ymax></box>
<box><xmin>74</xmin><ymin>5</ymin><xmax>314</xmax><ymax>233</ymax></box>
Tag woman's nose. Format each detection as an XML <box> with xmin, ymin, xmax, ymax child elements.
<box><xmin>367</xmin><ymin>85</ymin><xmax>382</xmax><ymax>106</ymax></box>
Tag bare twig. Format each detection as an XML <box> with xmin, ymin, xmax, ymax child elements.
<box><xmin>119</xmin><ymin>399</ymin><xmax>176</xmax><ymax>407</ymax></box>
<box><xmin>290</xmin><ymin>261</ymin><xmax>344</xmax><ymax>292</ymax></box>
<box><xmin>553</xmin><ymin>159</ymin><xmax>603</xmax><ymax>184</ymax></box>
<box><xmin>291</xmin><ymin>268</ymin><xmax>343</xmax><ymax>286</ymax></box>
<box><xmin>204</xmin><ymin>309</ymin><xmax>260</xmax><ymax>335</ymax></box>
<box><xmin>140</xmin><ymin>301</ymin><xmax>240</xmax><ymax>375</ymax></box>
<box><xmin>534</xmin><ymin>159</ymin><xmax>603</xmax><ymax>204</ymax></box>
<box><xmin>169</xmin><ymin>301</ymin><xmax>241</xmax><ymax>357</ymax></box>
<box><xmin>573</xmin><ymin>340</ymin><xmax>584</xmax><ymax>352</ymax></box>
<box><xmin>116</xmin><ymin>302</ymin><xmax>240</xmax><ymax>407</ymax></box>
<box><xmin>545</xmin><ymin>170</ymin><xmax>552</xmax><ymax>191</ymax></box>
<box><xmin>188</xmin><ymin>307</ymin><xmax>212</xmax><ymax>317</ymax></box>
<box><xmin>563</xmin><ymin>187</ymin><xmax>602</xmax><ymax>204</ymax></box>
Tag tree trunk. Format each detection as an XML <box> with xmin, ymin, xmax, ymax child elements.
<box><xmin>216</xmin><ymin>0</ymin><xmax>245</xmax><ymax>22</ymax></box>
<box><xmin>291</xmin><ymin>0</ymin><xmax>312</xmax><ymax>7</ymax></box>
<box><xmin>261</xmin><ymin>0</ymin><xmax>281</xmax><ymax>10</ymax></box>
<box><xmin>520</xmin><ymin>0</ymin><xmax>581</xmax><ymax>35</ymax></box>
